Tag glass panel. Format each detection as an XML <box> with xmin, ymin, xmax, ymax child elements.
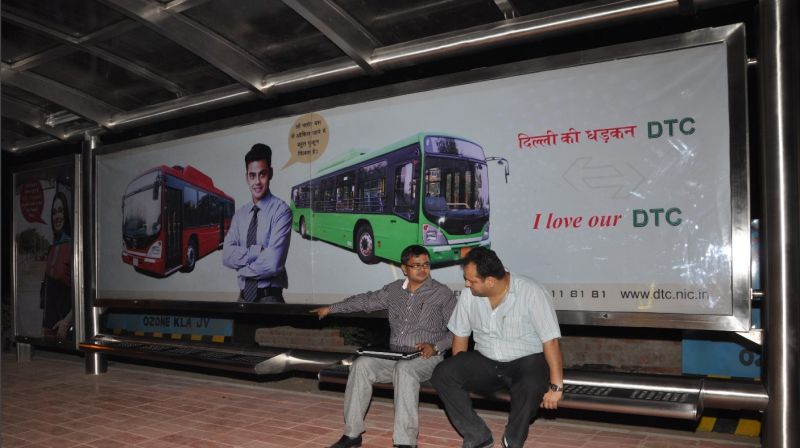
<box><xmin>184</xmin><ymin>0</ymin><xmax>345</xmax><ymax>71</ymax></box>
<box><xmin>2</xmin><ymin>86</ymin><xmax>63</xmax><ymax>113</ymax></box>
<box><xmin>2</xmin><ymin>0</ymin><xmax>127</xmax><ymax>37</ymax></box>
<box><xmin>424</xmin><ymin>158</ymin><xmax>489</xmax><ymax>218</ymax></box>
<box><xmin>197</xmin><ymin>190</ymin><xmax>218</xmax><ymax>226</ymax></box>
<box><xmin>123</xmin><ymin>171</ymin><xmax>162</xmax><ymax>239</ymax></box>
<box><xmin>0</xmin><ymin>21</ymin><xmax>60</xmax><ymax>64</ymax></box>
<box><xmin>313</xmin><ymin>177</ymin><xmax>336</xmax><ymax>212</ymax></box>
<box><xmin>356</xmin><ymin>161</ymin><xmax>387</xmax><ymax>212</ymax></box>
<box><xmin>95</xmin><ymin>28</ymin><xmax>235</xmax><ymax>94</ymax></box>
<box><xmin>183</xmin><ymin>186</ymin><xmax>198</xmax><ymax>228</ymax></box>
<box><xmin>335</xmin><ymin>171</ymin><xmax>355</xmax><ymax>211</ymax></box>
<box><xmin>31</xmin><ymin>52</ymin><xmax>175</xmax><ymax>110</ymax></box>
<box><xmin>424</xmin><ymin>136</ymin><xmax>485</xmax><ymax>160</ymax></box>
<box><xmin>334</xmin><ymin>0</ymin><xmax>503</xmax><ymax>45</ymax></box>
<box><xmin>12</xmin><ymin>161</ymin><xmax>76</xmax><ymax>341</ymax></box>
<box><xmin>2</xmin><ymin>117</ymin><xmax>40</xmax><ymax>139</ymax></box>
<box><xmin>393</xmin><ymin>162</ymin><xmax>418</xmax><ymax>221</ymax></box>
<box><xmin>292</xmin><ymin>185</ymin><xmax>311</xmax><ymax>209</ymax></box>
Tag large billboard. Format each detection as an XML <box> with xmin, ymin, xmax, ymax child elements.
<box><xmin>95</xmin><ymin>26</ymin><xmax>749</xmax><ymax>330</ymax></box>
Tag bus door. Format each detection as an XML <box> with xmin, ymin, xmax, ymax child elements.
<box><xmin>386</xmin><ymin>158</ymin><xmax>419</xmax><ymax>258</ymax></box>
<box><xmin>164</xmin><ymin>187</ymin><xmax>182</xmax><ymax>269</ymax></box>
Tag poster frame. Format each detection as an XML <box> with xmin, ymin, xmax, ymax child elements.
<box><xmin>11</xmin><ymin>153</ymin><xmax>84</xmax><ymax>350</ymax></box>
<box><xmin>92</xmin><ymin>24</ymin><xmax>750</xmax><ymax>331</ymax></box>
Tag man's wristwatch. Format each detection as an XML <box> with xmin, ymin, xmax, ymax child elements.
<box><xmin>548</xmin><ymin>383</ymin><xmax>564</xmax><ymax>392</ymax></box>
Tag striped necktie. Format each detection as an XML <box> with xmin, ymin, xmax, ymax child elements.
<box><xmin>243</xmin><ymin>205</ymin><xmax>259</xmax><ymax>302</ymax></box>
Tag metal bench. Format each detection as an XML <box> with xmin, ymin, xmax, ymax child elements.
<box><xmin>317</xmin><ymin>361</ymin><xmax>768</xmax><ymax>420</ymax></box>
<box><xmin>80</xmin><ymin>332</ymin><xmax>767</xmax><ymax>420</ymax></box>
<box><xmin>80</xmin><ymin>334</ymin><xmax>349</xmax><ymax>375</ymax></box>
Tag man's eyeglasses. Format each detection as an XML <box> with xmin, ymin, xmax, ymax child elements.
<box><xmin>405</xmin><ymin>262</ymin><xmax>431</xmax><ymax>270</ymax></box>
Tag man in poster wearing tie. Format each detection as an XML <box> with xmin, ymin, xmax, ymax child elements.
<box><xmin>223</xmin><ymin>143</ymin><xmax>292</xmax><ymax>303</ymax></box>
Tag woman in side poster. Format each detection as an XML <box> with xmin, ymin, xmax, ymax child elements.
<box><xmin>40</xmin><ymin>191</ymin><xmax>73</xmax><ymax>339</ymax></box>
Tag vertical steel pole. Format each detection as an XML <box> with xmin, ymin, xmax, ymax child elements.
<box><xmin>16</xmin><ymin>343</ymin><xmax>32</xmax><ymax>362</ymax></box>
<box><xmin>760</xmin><ymin>1</ymin><xmax>800</xmax><ymax>447</ymax></box>
<box><xmin>72</xmin><ymin>153</ymin><xmax>85</xmax><ymax>350</ymax></box>
<box><xmin>82</xmin><ymin>133</ymin><xmax>107</xmax><ymax>375</ymax></box>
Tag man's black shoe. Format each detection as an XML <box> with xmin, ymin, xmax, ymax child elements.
<box><xmin>393</xmin><ymin>445</ymin><xmax>415</xmax><ymax>448</ymax></box>
<box><xmin>328</xmin><ymin>434</ymin><xmax>362</xmax><ymax>448</ymax></box>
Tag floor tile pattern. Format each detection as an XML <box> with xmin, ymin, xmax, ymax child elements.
<box><xmin>1</xmin><ymin>353</ymin><xmax>761</xmax><ymax>448</ymax></box>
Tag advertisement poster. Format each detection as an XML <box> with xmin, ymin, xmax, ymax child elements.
<box><xmin>13</xmin><ymin>159</ymin><xmax>77</xmax><ymax>341</ymax></box>
<box><xmin>96</xmin><ymin>41</ymin><xmax>740</xmax><ymax>318</ymax></box>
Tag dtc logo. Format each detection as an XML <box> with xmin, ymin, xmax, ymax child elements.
<box><xmin>648</xmin><ymin>117</ymin><xmax>696</xmax><ymax>138</ymax></box>
<box><xmin>632</xmin><ymin>208</ymin><xmax>682</xmax><ymax>227</ymax></box>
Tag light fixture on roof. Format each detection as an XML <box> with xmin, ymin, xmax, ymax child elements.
<box><xmin>45</xmin><ymin>110</ymin><xmax>81</xmax><ymax>127</ymax></box>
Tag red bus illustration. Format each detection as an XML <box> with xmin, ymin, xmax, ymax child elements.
<box><xmin>121</xmin><ymin>165</ymin><xmax>234</xmax><ymax>277</ymax></box>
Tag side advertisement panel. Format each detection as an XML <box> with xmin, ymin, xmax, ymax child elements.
<box><xmin>13</xmin><ymin>158</ymin><xmax>77</xmax><ymax>343</ymax></box>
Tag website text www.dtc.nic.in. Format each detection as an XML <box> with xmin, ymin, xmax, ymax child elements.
<box><xmin>549</xmin><ymin>288</ymin><xmax>710</xmax><ymax>300</ymax></box>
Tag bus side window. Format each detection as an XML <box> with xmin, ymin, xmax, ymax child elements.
<box><xmin>183</xmin><ymin>187</ymin><xmax>198</xmax><ymax>227</ymax></box>
<box><xmin>394</xmin><ymin>162</ymin><xmax>417</xmax><ymax>221</ymax></box>
<box><xmin>336</xmin><ymin>172</ymin><xmax>355</xmax><ymax>211</ymax></box>
<box><xmin>197</xmin><ymin>191</ymin><xmax>210</xmax><ymax>225</ymax></box>
<box><xmin>311</xmin><ymin>184</ymin><xmax>321</xmax><ymax>211</ymax></box>
<box><xmin>321</xmin><ymin>178</ymin><xmax>335</xmax><ymax>212</ymax></box>
<box><xmin>356</xmin><ymin>161</ymin><xmax>386</xmax><ymax>213</ymax></box>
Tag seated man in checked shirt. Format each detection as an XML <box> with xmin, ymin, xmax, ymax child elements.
<box><xmin>311</xmin><ymin>245</ymin><xmax>456</xmax><ymax>448</ymax></box>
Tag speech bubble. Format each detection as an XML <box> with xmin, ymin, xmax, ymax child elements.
<box><xmin>283</xmin><ymin>113</ymin><xmax>329</xmax><ymax>169</ymax></box>
<box><xmin>19</xmin><ymin>177</ymin><xmax>46</xmax><ymax>224</ymax></box>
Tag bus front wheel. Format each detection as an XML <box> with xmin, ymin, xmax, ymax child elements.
<box><xmin>181</xmin><ymin>237</ymin><xmax>197</xmax><ymax>273</ymax></box>
<box><xmin>356</xmin><ymin>224</ymin><xmax>379</xmax><ymax>264</ymax></box>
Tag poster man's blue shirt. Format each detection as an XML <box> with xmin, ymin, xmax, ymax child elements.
<box><xmin>222</xmin><ymin>192</ymin><xmax>291</xmax><ymax>290</ymax></box>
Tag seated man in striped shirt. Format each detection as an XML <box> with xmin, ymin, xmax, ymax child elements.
<box><xmin>431</xmin><ymin>247</ymin><xmax>564</xmax><ymax>448</ymax></box>
<box><xmin>311</xmin><ymin>245</ymin><xmax>456</xmax><ymax>448</ymax></box>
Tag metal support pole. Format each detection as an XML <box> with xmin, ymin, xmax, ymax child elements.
<box><xmin>16</xmin><ymin>342</ymin><xmax>32</xmax><ymax>362</ymax></box>
<box><xmin>82</xmin><ymin>133</ymin><xmax>107</xmax><ymax>375</ymax></box>
<box><xmin>759</xmin><ymin>1</ymin><xmax>800</xmax><ymax>447</ymax></box>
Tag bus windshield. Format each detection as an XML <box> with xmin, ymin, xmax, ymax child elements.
<box><xmin>423</xmin><ymin>157</ymin><xmax>489</xmax><ymax>220</ymax></box>
<box><xmin>122</xmin><ymin>171</ymin><xmax>162</xmax><ymax>238</ymax></box>
<box><xmin>424</xmin><ymin>136</ymin><xmax>485</xmax><ymax>160</ymax></box>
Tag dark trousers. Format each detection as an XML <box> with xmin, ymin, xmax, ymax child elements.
<box><xmin>239</xmin><ymin>287</ymin><xmax>285</xmax><ymax>303</ymax></box>
<box><xmin>431</xmin><ymin>351</ymin><xmax>549</xmax><ymax>448</ymax></box>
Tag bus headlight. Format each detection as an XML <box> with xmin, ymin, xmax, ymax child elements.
<box><xmin>483</xmin><ymin>222</ymin><xmax>490</xmax><ymax>240</ymax></box>
<box><xmin>147</xmin><ymin>240</ymin><xmax>163</xmax><ymax>258</ymax></box>
<box><xmin>422</xmin><ymin>224</ymin><xmax>447</xmax><ymax>246</ymax></box>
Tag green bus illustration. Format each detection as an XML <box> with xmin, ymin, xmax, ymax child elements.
<box><xmin>290</xmin><ymin>133</ymin><xmax>490</xmax><ymax>265</ymax></box>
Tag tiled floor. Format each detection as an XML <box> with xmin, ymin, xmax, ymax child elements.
<box><xmin>2</xmin><ymin>351</ymin><xmax>760</xmax><ymax>448</ymax></box>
